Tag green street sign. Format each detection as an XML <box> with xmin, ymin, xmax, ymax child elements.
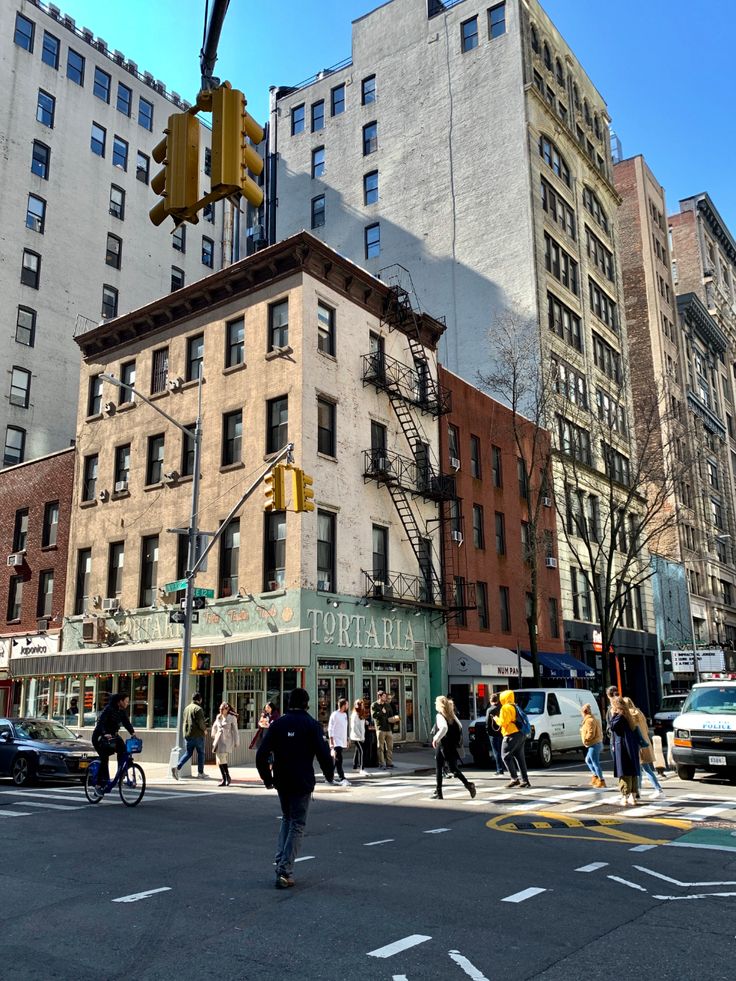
<box><xmin>163</xmin><ymin>579</ymin><xmax>188</xmax><ymax>594</ymax></box>
<box><xmin>194</xmin><ymin>587</ymin><xmax>215</xmax><ymax>598</ymax></box>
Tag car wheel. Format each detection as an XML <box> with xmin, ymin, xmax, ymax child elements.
<box><xmin>676</xmin><ymin>764</ymin><xmax>695</xmax><ymax>781</ymax></box>
<box><xmin>536</xmin><ymin>737</ymin><xmax>552</xmax><ymax>768</ymax></box>
<box><xmin>11</xmin><ymin>755</ymin><xmax>36</xmax><ymax>787</ymax></box>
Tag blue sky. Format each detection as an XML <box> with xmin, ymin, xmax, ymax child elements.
<box><xmin>54</xmin><ymin>0</ymin><xmax>734</xmax><ymax>231</ymax></box>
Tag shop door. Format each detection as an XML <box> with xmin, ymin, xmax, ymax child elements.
<box><xmin>363</xmin><ymin>672</ymin><xmax>416</xmax><ymax>741</ymax></box>
<box><xmin>317</xmin><ymin>675</ymin><xmax>350</xmax><ymax>730</ymax></box>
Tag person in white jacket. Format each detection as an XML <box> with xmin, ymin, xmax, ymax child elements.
<box><xmin>349</xmin><ymin>699</ymin><xmax>368</xmax><ymax>775</ymax></box>
<box><xmin>328</xmin><ymin>698</ymin><xmax>350</xmax><ymax>786</ymax></box>
<box><xmin>431</xmin><ymin>695</ymin><xmax>476</xmax><ymax>801</ymax></box>
<box><xmin>211</xmin><ymin>702</ymin><xmax>239</xmax><ymax>787</ymax></box>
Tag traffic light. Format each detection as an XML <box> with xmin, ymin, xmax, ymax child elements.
<box><xmin>191</xmin><ymin>650</ymin><xmax>211</xmax><ymax>673</ymax></box>
<box><xmin>291</xmin><ymin>467</ymin><xmax>315</xmax><ymax>513</ymax></box>
<box><xmin>209</xmin><ymin>84</ymin><xmax>264</xmax><ymax>208</ymax></box>
<box><xmin>264</xmin><ymin>465</ymin><xmax>286</xmax><ymax>511</ymax></box>
<box><xmin>149</xmin><ymin>111</ymin><xmax>201</xmax><ymax>227</ymax></box>
<box><xmin>165</xmin><ymin>651</ymin><xmax>181</xmax><ymax>671</ymax></box>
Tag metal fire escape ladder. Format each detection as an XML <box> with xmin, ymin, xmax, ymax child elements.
<box><xmin>385</xmin><ymin>481</ymin><xmax>444</xmax><ymax>606</ymax></box>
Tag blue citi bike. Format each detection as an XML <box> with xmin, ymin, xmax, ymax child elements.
<box><xmin>84</xmin><ymin>736</ymin><xmax>146</xmax><ymax>806</ymax></box>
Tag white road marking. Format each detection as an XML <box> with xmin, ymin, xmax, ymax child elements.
<box><xmin>392</xmin><ymin>976</ymin><xmax>408</xmax><ymax>981</ymax></box>
<box><xmin>567</xmin><ymin>799</ymin><xmax>611</xmax><ymax>812</ymax></box>
<box><xmin>630</xmin><ymin>845</ymin><xmax>658</xmax><ymax>852</ymax></box>
<box><xmin>367</xmin><ymin>935</ymin><xmax>432</xmax><ymax>958</ymax></box>
<box><xmin>576</xmin><ymin>862</ymin><xmax>609</xmax><ymax>873</ymax></box>
<box><xmin>634</xmin><ymin>866</ymin><xmax>736</xmax><ymax>888</ymax></box>
<box><xmin>0</xmin><ymin>809</ymin><xmax>32</xmax><ymax>817</ymax></box>
<box><xmin>653</xmin><ymin>891</ymin><xmax>736</xmax><ymax>901</ymax></box>
<box><xmin>364</xmin><ymin>839</ymin><xmax>395</xmax><ymax>846</ymax></box>
<box><xmin>112</xmin><ymin>886</ymin><xmax>171</xmax><ymax>903</ymax></box>
<box><xmin>24</xmin><ymin>802</ymin><xmax>86</xmax><ymax>810</ymax></box>
<box><xmin>294</xmin><ymin>856</ymin><xmax>315</xmax><ymax>863</ymax></box>
<box><xmin>667</xmin><ymin>840</ymin><xmax>736</xmax><ymax>854</ymax></box>
<box><xmin>379</xmin><ymin>789</ymin><xmax>423</xmax><ymax>801</ymax></box>
<box><xmin>683</xmin><ymin>804</ymin><xmax>729</xmax><ymax>821</ymax></box>
<box><xmin>448</xmin><ymin>949</ymin><xmax>490</xmax><ymax>980</ymax></box>
<box><xmin>1</xmin><ymin>790</ymin><xmax>86</xmax><ymax>801</ymax></box>
<box><xmin>501</xmin><ymin>887</ymin><xmax>547</xmax><ymax>903</ymax></box>
<box><xmin>424</xmin><ymin>827</ymin><xmax>450</xmax><ymax>834</ymax></box>
<box><xmin>607</xmin><ymin>876</ymin><xmax>647</xmax><ymax>892</ymax></box>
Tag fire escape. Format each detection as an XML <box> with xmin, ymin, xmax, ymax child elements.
<box><xmin>361</xmin><ymin>264</ymin><xmax>475</xmax><ymax>620</ymax></box>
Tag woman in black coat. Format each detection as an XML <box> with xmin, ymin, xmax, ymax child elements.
<box><xmin>609</xmin><ymin>695</ymin><xmax>640</xmax><ymax>807</ymax></box>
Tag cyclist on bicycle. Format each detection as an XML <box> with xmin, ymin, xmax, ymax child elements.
<box><xmin>92</xmin><ymin>692</ymin><xmax>135</xmax><ymax>791</ymax></box>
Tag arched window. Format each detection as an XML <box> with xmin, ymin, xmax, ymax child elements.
<box><xmin>539</xmin><ymin>134</ymin><xmax>571</xmax><ymax>188</ymax></box>
<box><xmin>531</xmin><ymin>24</ymin><xmax>540</xmax><ymax>53</ymax></box>
<box><xmin>594</xmin><ymin>114</ymin><xmax>601</xmax><ymax>139</ymax></box>
<box><xmin>543</xmin><ymin>42</ymin><xmax>552</xmax><ymax>70</ymax></box>
<box><xmin>555</xmin><ymin>58</ymin><xmax>565</xmax><ymax>86</ymax></box>
<box><xmin>573</xmin><ymin>82</ymin><xmax>580</xmax><ymax>110</ymax></box>
<box><xmin>583</xmin><ymin>99</ymin><xmax>591</xmax><ymax>125</ymax></box>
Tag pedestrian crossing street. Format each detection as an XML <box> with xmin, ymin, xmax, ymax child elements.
<box><xmin>0</xmin><ymin>782</ymin><xmax>204</xmax><ymax>817</ymax></box>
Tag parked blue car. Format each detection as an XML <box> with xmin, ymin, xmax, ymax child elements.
<box><xmin>0</xmin><ymin>718</ymin><xmax>96</xmax><ymax>786</ymax></box>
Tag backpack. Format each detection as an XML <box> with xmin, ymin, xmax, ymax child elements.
<box><xmin>514</xmin><ymin>704</ymin><xmax>532</xmax><ymax>737</ymax></box>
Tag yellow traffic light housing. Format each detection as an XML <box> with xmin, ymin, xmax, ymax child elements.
<box><xmin>264</xmin><ymin>466</ymin><xmax>286</xmax><ymax>511</ymax></box>
<box><xmin>191</xmin><ymin>650</ymin><xmax>211</xmax><ymax>673</ymax></box>
<box><xmin>149</xmin><ymin>111</ymin><xmax>201</xmax><ymax>227</ymax></box>
<box><xmin>210</xmin><ymin>85</ymin><xmax>264</xmax><ymax>209</ymax></box>
<box><xmin>291</xmin><ymin>468</ymin><xmax>315</xmax><ymax>513</ymax></box>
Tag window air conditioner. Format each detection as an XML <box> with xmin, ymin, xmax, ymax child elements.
<box><xmin>542</xmin><ymin>496</ymin><xmax>552</xmax><ymax>507</ymax></box>
<box><xmin>451</xmin><ymin>530</ymin><xmax>464</xmax><ymax>545</ymax></box>
<box><xmin>450</xmin><ymin>457</ymin><xmax>461</xmax><ymax>471</ymax></box>
<box><xmin>82</xmin><ymin>618</ymin><xmax>106</xmax><ymax>644</ymax></box>
<box><xmin>98</xmin><ymin>489</ymin><xmax>110</xmax><ymax>502</ymax></box>
<box><xmin>102</xmin><ymin>597</ymin><xmax>120</xmax><ymax>612</ymax></box>
<box><xmin>114</xmin><ymin>480</ymin><xmax>128</xmax><ymax>493</ymax></box>
<box><xmin>545</xmin><ymin>556</ymin><xmax>558</xmax><ymax>568</ymax></box>
<box><xmin>167</xmin><ymin>377</ymin><xmax>184</xmax><ymax>392</ymax></box>
<box><xmin>103</xmin><ymin>401</ymin><xmax>116</xmax><ymax>416</ymax></box>
<box><xmin>37</xmin><ymin>618</ymin><xmax>49</xmax><ymax>633</ymax></box>
<box><xmin>7</xmin><ymin>553</ymin><xmax>24</xmax><ymax>567</ymax></box>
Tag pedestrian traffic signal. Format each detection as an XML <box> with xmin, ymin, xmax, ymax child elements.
<box><xmin>165</xmin><ymin>651</ymin><xmax>181</xmax><ymax>671</ymax></box>
<box><xmin>264</xmin><ymin>465</ymin><xmax>286</xmax><ymax>511</ymax></box>
<box><xmin>149</xmin><ymin>111</ymin><xmax>201</xmax><ymax>227</ymax></box>
<box><xmin>291</xmin><ymin>468</ymin><xmax>315</xmax><ymax>513</ymax></box>
<box><xmin>191</xmin><ymin>650</ymin><xmax>211</xmax><ymax>673</ymax></box>
<box><xmin>209</xmin><ymin>84</ymin><xmax>264</xmax><ymax>209</ymax></box>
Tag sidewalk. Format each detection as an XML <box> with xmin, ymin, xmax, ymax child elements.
<box><xmin>142</xmin><ymin>745</ymin><xmax>438</xmax><ymax>786</ymax></box>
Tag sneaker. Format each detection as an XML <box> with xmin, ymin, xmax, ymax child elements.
<box><xmin>469</xmin><ymin>782</ymin><xmax>477</xmax><ymax>799</ymax></box>
<box><xmin>197</xmin><ymin>773</ymin><xmax>209</xmax><ymax>779</ymax></box>
<box><xmin>648</xmin><ymin>788</ymin><xmax>663</xmax><ymax>799</ymax></box>
<box><xmin>519</xmin><ymin>781</ymin><xmax>532</xmax><ymax>789</ymax></box>
<box><xmin>431</xmin><ymin>791</ymin><xmax>443</xmax><ymax>799</ymax></box>
<box><xmin>619</xmin><ymin>796</ymin><xmax>629</xmax><ymax>807</ymax></box>
<box><xmin>627</xmin><ymin>794</ymin><xmax>637</xmax><ymax>806</ymax></box>
<box><xmin>505</xmin><ymin>779</ymin><xmax>520</xmax><ymax>788</ymax></box>
<box><xmin>339</xmin><ymin>778</ymin><xmax>351</xmax><ymax>787</ymax></box>
<box><xmin>358</xmin><ymin>770</ymin><xmax>369</xmax><ymax>776</ymax></box>
<box><xmin>275</xmin><ymin>874</ymin><xmax>295</xmax><ymax>889</ymax></box>
<box><xmin>171</xmin><ymin>767</ymin><xmax>179</xmax><ymax>781</ymax></box>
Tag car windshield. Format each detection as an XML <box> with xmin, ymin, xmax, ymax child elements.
<box><xmin>681</xmin><ymin>688</ymin><xmax>736</xmax><ymax>715</ymax></box>
<box><xmin>14</xmin><ymin>720</ymin><xmax>77</xmax><ymax>741</ymax></box>
<box><xmin>515</xmin><ymin>691</ymin><xmax>545</xmax><ymax>715</ymax></box>
<box><xmin>659</xmin><ymin>696</ymin><xmax>686</xmax><ymax>712</ymax></box>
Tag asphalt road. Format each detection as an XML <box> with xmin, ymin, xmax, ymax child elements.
<box><xmin>2</xmin><ymin>761</ymin><xmax>735</xmax><ymax>981</ymax></box>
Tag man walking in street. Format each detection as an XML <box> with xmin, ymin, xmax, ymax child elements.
<box><xmin>328</xmin><ymin>698</ymin><xmax>351</xmax><ymax>786</ymax></box>
<box><xmin>498</xmin><ymin>689</ymin><xmax>530</xmax><ymax>788</ymax></box>
<box><xmin>371</xmin><ymin>690</ymin><xmax>398</xmax><ymax>769</ymax></box>
<box><xmin>256</xmin><ymin>687</ymin><xmax>334</xmax><ymax>889</ymax></box>
<box><xmin>172</xmin><ymin>691</ymin><xmax>208</xmax><ymax>779</ymax></box>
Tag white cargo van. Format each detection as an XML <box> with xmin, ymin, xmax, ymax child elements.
<box><xmin>672</xmin><ymin>681</ymin><xmax>736</xmax><ymax>781</ymax></box>
<box><xmin>515</xmin><ymin>688</ymin><xmax>601</xmax><ymax>767</ymax></box>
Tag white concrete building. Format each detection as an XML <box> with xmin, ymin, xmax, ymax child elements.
<box><xmin>1</xmin><ymin>1</ymin><xmax>230</xmax><ymax>467</ymax></box>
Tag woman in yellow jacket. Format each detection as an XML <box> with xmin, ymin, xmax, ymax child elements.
<box><xmin>580</xmin><ymin>704</ymin><xmax>605</xmax><ymax>788</ymax></box>
<box><xmin>498</xmin><ymin>690</ymin><xmax>531</xmax><ymax>789</ymax></box>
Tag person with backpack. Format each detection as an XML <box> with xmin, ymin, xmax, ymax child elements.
<box><xmin>498</xmin><ymin>690</ymin><xmax>531</xmax><ymax>788</ymax></box>
<box><xmin>485</xmin><ymin>693</ymin><xmax>506</xmax><ymax>775</ymax></box>
<box><xmin>431</xmin><ymin>695</ymin><xmax>476</xmax><ymax>800</ymax></box>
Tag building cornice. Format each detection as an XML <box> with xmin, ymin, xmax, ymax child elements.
<box><xmin>677</xmin><ymin>291</ymin><xmax>728</xmax><ymax>354</ymax></box>
<box><xmin>682</xmin><ymin>193</ymin><xmax>736</xmax><ymax>263</ymax></box>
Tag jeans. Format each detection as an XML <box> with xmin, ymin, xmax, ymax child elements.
<box><xmin>377</xmin><ymin>730</ymin><xmax>393</xmax><ymax>766</ymax></box>
<box><xmin>352</xmin><ymin>741</ymin><xmax>364</xmax><ymax>770</ymax></box>
<box><xmin>585</xmin><ymin>742</ymin><xmax>603</xmax><ymax>780</ymax></box>
<box><xmin>502</xmin><ymin>731</ymin><xmax>528</xmax><ymax>782</ymax></box>
<box><xmin>640</xmin><ymin>761</ymin><xmax>662</xmax><ymax>791</ymax></box>
<box><xmin>333</xmin><ymin>746</ymin><xmax>345</xmax><ymax>780</ymax></box>
<box><xmin>93</xmin><ymin>733</ymin><xmax>126</xmax><ymax>786</ymax></box>
<box><xmin>178</xmin><ymin>736</ymin><xmax>205</xmax><ymax>774</ymax></box>
<box><xmin>490</xmin><ymin>732</ymin><xmax>505</xmax><ymax>773</ymax></box>
<box><xmin>275</xmin><ymin>791</ymin><xmax>311</xmax><ymax>877</ymax></box>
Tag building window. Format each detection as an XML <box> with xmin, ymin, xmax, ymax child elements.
<box><xmin>539</xmin><ymin>135</ymin><xmax>570</xmax><ymax>187</ymax></box>
<box><xmin>268</xmin><ymin>300</ymin><xmax>288</xmax><ymax>350</ymax></box>
<box><xmin>117</xmin><ymin>82</ymin><xmax>132</xmax><ymax>116</ymax></box>
<box><xmin>16</xmin><ymin>307</ymin><xmax>36</xmax><ymax>347</ymax></box>
<box><xmin>461</xmin><ymin>16</ymin><xmax>479</xmax><ymax>52</ymax></box>
<box><xmin>138</xmin><ymin>97</ymin><xmax>153</xmax><ymax>131</ymax></box>
<box><xmin>146</xmin><ymin>434</ymin><xmax>165</xmax><ymax>485</ymax></box>
<box><xmin>312</xmin><ymin>146</ymin><xmax>325</xmax><ymax>178</ymax></box>
<box><xmin>109</xmin><ymin>184</ymin><xmax>125</xmax><ymax>220</ymax></box>
<box><xmin>470</xmin><ymin>434</ymin><xmax>481</xmax><ymax>478</ymax></box>
<box><xmin>364</xmin><ymin>170</ymin><xmax>378</xmax><ymax>205</ymax></box>
<box><xmin>90</xmin><ymin>123</ymin><xmax>106</xmax><ymax>157</ymax></box>
<box><xmin>203</xmin><ymin>202</ymin><xmax>215</xmax><ymax>223</ymax></box>
<box><xmin>31</xmin><ymin>141</ymin><xmax>50</xmax><ymax>179</ymax></box>
<box><xmin>363</xmin><ymin>121</ymin><xmax>378</xmax><ymax>155</ymax></box>
<box><xmin>489</xmin><ymin>3</ymin><xmax>506</xmax><ymax>39</ymax></box>
<box><xmin>171</xmin><ymin>266</ymin><xmax>185</xmax><ymax>291</ymax></box>
<box><xmin>41</xmin><ymin>30</ymin><xmax>59</xmax><ymax>68</ymax></box>
<box><xmin>82</xmin><ymin>453</ymin><xmax>98</xmax><ymax>501</ymax></box>
<box><xmin>592</xmin><ymin>332</ymin><xmax>621</xmax><ymax>382</ymax></box>
<box><xmin>586</xmin><ymin>228</ymin><xmax>614</xmax><ymax>281</ymax></box>
<box><xmin>107</xmin><ymin>542</ymin><xmax>124</xmax><ymax>599</ymax></box>
<box><xmin>311</xmin><ymin>194</ymin><xmax>325</xmax><ymax>229</ymax></box>
<box><xmin>571</xmin><ymin>567</ymin><xmax>592</xmax><ymax>621</ymax></box>
<box><xmin>557</xmin><ymin>414</ymin><xmax>591</xmax><ymax>466</ymax></box>
<box><xmin>181</xmin><ymin>425</ymin><xmax>195</xmax><ymax>478</ymax></box>
<box><xmin>317</xmin><ymin>398</ymin><xmax>336</xmax><ymax>456</ymax></box>
<box><xmin>10</xmin><ymin>367</ymin><xmax>31</xmax><ymax>408</ymax></box>
<box><xmin>219</xmin><ymin>519</ymin><xmax>240</xmax><ymax>597</ymax></box>
<box><xmin>114</xmin><ymin>444</ymin><xmax>130</xmax><ymax>486</ymax></box>
<box><xmin>139</xmin><ymin>535</ymin><xmax>159</xmax><ymax>607</ymax></box>
<box><xmin>267</xmin><ymin>396</ymin><xmax>288</xmax><ymax>454</ymax></box>
<box><xmin>15</xmin><ymin>13</ymin><xmax>35</xmax><ymax>51</ymax></box>
<box><xmin>37</xmin><ymin>89</ymin><xmax>55</xmax><ymax>127</ymax></box>
<box><xmin>186</xmin><ymin>334</ymin><xmax>204</xmax><ymax>381</ymax></box>
<box><xmin>331</xmin><ymin>84</ymin><xmax>345</xmax><ymax>116</ymax></box>
<box><xmin>317</xmin><ymin>511</ymin><xmax>336</xmax><ymax>591</ymax></box>
<box><xmin>495</xmin><ymin>512</ymin><xmax>506</xmax><ymax>555</ymax></box>
<box><xmin>491</xmin><ymin>445</ymin><xmax>502</xmax><ymax>487</ymax></box>
<box><xmin>544</xmin><ymin>233</ymin><xmax>578</xmax><ymax>294</ymax></box>
<box><xmin>106</xmin><ymin>233</ymin><xmax>122</xmax><ymax>269</ymax></box>
<box><xmin>264</xmin><ymin>513</ymin><xmax>286</xmax><ymax>590</ymax></box>
<box><xmin>548</xmin><ymin>292</ymin><xmax>583</xmax><ymax>351</ymax></box>
<box><xmin>548</xmin><ymin>597</ymin><xmax>560</xmax><ymax>637</ymax></box>
<box><xmin>588</xmin><ymin>278</ymin><xmax>617</xmax><ymax>330</ymax></box>
<box><xmin>74</xmin><ymin>548</ymin><xmax>92</xmax><ymax>615</ymax></box>
<box><xmin>120</xmin><ymin>360</ymin><xmax>136</xmax><ymax>404</ymax></box>
<box><xmin>204</xmin><ymin>147</ymin><xmax>211</xmax><ymax>176</ymax></box>
<box><xmin>472</xmin><ymin>504</ymin><xmax>485</xmax><ymax>549</ymax></box>
<box><xmin>3</xmin><ymin>427</ymin><xmax>26</xmax><ymax>467</ymax></box>
<box><xmin>67</xmin><ymin>49</ymin><xmax>85</xmax><ymax>85</ymax></box>
<box><xmin>93</xmin><ymin>67</ymin><xmax>111</xmax><ymax>103</ymax></box>
<box><xmin>21</xmin><ymin>249</ymin><xmax>41</xmax><ymax>289</ymax></box>
<box><xmin>361</xmin><ymin>74</ymin><xmax>377</xmax><ymax>105</ymax></box>
<box><xmin>311</xmin><ymin>100</ymin><xmax>324</xmax><ymax>131</ymax></box>
<box><xmin>226</xmin><ymin>317</ymin><xmax>244</xmax><ymax>368</ymax></box>
<box><xmin>447</xmin><ymin>424</ymin><xmax>460</xmax><ymax>465</ymax></box>
<box><xmin>13</xmin><ymin>509</ymin><xmax>29</xmax><ymax>552</ymax></box>
<box><xmin>101</xmin><ymin>285</ymin><xmax>118</xmax><ymax>319</ymax></box>
<box><xmin>499</xmin><ymin>586</ymin><xmax>511</xmax><ymax>632</ymax></box>
<box><xmin>582</xmin><ymin>186</ymin><xmax>609</xmax><ymax>234</ymax></box>
<box><xmin>7</xmin><ymin>577</ymin><xmax>23</xmax><ymax>622</ymax></box>
<box><xmin>476</xmin><ymin>582</ymin><xmax>489</xmax><ymax>629</ymax></box>
<box><xmin>222</xmin><ymin>410</ymin><xmax>243</xmax><ymax>466</ymax></box>
<box><xmin>42</xmin><ymin>501</ymin><xmax>59</xmax><ymax>547</ymax></box>
<box><xmin>541</xmin><ymin>178</ymin><xmax>576</xmax><ymax>239</ymax></box>
<box><xmin>518</xmin><ymin>457</ymin><xmax>529</xmax><ymax>499</ymax></box>
<box><xmin>365</xmin><ymin>223</ymin><xmax>380</xmax><ymax>259</ymax></box>
<box><xmin>317</xmin><ymin>303</ymin><xmax>335</xmax><ymax>356</ymax></box>
<box><xmin>201</xmin><ymin>236</ymin><xmax>214</xmax><ymax>268</ymax></box>
<box><xmin>172</xmin><ymin>225</ymin><xmax>186</xmax><ymax>253</ymax></box>
<box><xmin>37</xmin><ymin>570</ymin><xmax>54</xmax><ymax>618</ymax></box>
<box><xmin>26</xmin><ymin>194</ymin><xmax>46</xmax><ymax>233</ymax></box>
<box><xmin>136</xmin><ymin>151</ymin><xmax>150</xmax><ymax>183</ymax></box>
<box><xmin>291</xmin><ymin>104</ymin><xmax>305</xmax><ymax>135</ymax></box>
<box><xmin>372</xmin><ymin>525</ymin><xmax>388</xmax><ymax>582</ymax></box>
<box><xmin>112</xmin><ymin>135</ymin><xmax>128</xmax><ymax>171</ymax></box>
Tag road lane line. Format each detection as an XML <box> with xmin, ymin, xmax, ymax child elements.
<box><xmin>367</xmin><ymin>935</ymin><xmax>432</xmax><ymax>958</ymax></box>
<box><xmin>424</xmin><ymin>827</ymin><xmax>450</xmax><ymax>834</ymax></box>
<box><xmin>630</xmin><ymin>844</ymin><xmax>658</xmax><ymax>852</ymax></box>
<box><xmin>501</xmin><ymin>887</ymin><xmax>547</xmax><ymax>903</ymax></box>
<box><xmin>1</xmin><ymin>790</ymin><xmax>87</xmax><ymax>801</ymax></box>
<box><xmin>575</xmin><ymin>862</ymin><xmax>609</xmax><ymax>872</ymax></box>
<box><xmin>294</xmin><ymin>856</ymin><xmax>315</xmax><ymax>863</ymax></box>
<box><xmin>448</xmin><ymin>949</ymin><xmax>490</xmax><ymax>980</ymax></box>
<box><xmin>634</xmin><ymin>866</ymin><xmax>736</xmax><ymax>887</ymax></box>
<box><xmin>0</xmin><ymin>809</ymin><xmax>32</xmax><ymax>817</ymax></box>
<box><xmin>112</xmin><ymin>887</ymin><xmax>171</xmax><ymax>903</ymax></box>
<box><xmin>364</xmin><ymin>839</ymin><xmax>395</xmax><ymax>846</ymax></box>
<box><xmin>607</xmin><ymin>876</ymin><xmax>647</xmax><ymax>892</ymax></box>
<box><xmin>653</xmin><ymin>890</ymin><xmax>736</xmax><ymax>901</ymax></box>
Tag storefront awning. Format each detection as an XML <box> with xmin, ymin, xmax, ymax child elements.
<box><xmin>448</xmin><ymin>644</ymin><xmax>533</xmax><ymax>679</ymax></box>
<box><xmin>529</xmin><ymin>651</ymin><xmax>595</xmax><ymax>679</ymax></box>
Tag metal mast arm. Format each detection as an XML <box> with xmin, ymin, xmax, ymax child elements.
<box><xmin>200</xmin><ymin>0</ymin><xmax>231</xmax><ymax>91</ymax></box>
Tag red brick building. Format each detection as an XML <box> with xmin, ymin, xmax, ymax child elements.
<box><xmin>0</xmin><ymin>448</ymin><xmax>74</xmax><ymax>713</ymax></box>
<box><xmin>439</xmin><ymin>368</ymin><xmax>566</xmax><ymax>720</ymax></box>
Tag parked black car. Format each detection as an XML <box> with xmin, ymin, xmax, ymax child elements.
<box><xmin>653</xmin><ymin>694</ymin><xmax>688</xmax><ymax>740</ymax></box>
<box><xmin>0</xmin><ymin>718</ymin><xmax>96</xmax><ymax>786</ymax></box>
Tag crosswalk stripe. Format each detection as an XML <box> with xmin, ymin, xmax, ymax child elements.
<box><xmin>0</xmin><ymin>809</ymin><xmax>32</xmax><ymax>817</ymax></box>
<box><xmin>24</xmin><ymin>802</ymin><xmax>86</xmax><ymax>810</ymax></box>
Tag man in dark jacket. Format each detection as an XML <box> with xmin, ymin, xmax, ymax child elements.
<box><xmin>172</xmin><ymin>691</ymin><xmax>208</xmax><ymax>779</ymax></box>
<box><xmin>92</xmin><ymin>692</ymin><xmax>135</xmax><ymax>790</ymax></box>
<box><xmin>256</xmin><ymin>687</ymin><xmax>334</xmax><ymax>889</ymax></box>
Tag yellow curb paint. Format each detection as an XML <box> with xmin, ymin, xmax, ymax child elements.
<box><xmin>485</xmin><ymin>810</ymin><xmax>693</xmax><ymax>847</ymax></box>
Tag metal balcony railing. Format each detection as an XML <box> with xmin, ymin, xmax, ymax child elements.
<box><xmin>362</xmin><ymin>448</ymin><xmax>455</xmax><ymax>501</ymax></box>
<box><xmin>362</xmin><ymin>569</ymin><xmax>443</xmax><ymax>608</ymax></box>
<box><xmin>362</xmin><ymin>351</ymin><xmax>451</xmax><ymax>416</ymax></box>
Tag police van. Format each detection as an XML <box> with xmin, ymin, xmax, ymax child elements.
<box><xmin>672</xmin><ymin>680</ymin><xmax>736</xmax><ymax>782</ymax></box>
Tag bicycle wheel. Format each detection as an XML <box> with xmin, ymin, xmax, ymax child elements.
<box><xmin>119</xmin><ymin>761</ymin><xmax>146</xmax><ymax>806</ymax></box>
<box><xmin>84</xmin><ymin>762</ymin><xmax>104</xmax><ymax>804</ymax></box>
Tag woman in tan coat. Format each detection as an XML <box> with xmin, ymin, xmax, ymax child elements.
<box><xmin>623</xmin><ymin>696</ymin><xmax>663</xmax><ymax>799</ymax></box>
<box><xmin>580</xmin><ymin>704</ymin><xmax>605</xmax><ymax>788</ymax></box>
<box><xmin>211</xmin><ymin>702</ymin><xmax>239</xmax><ymax>787</ymax></box>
